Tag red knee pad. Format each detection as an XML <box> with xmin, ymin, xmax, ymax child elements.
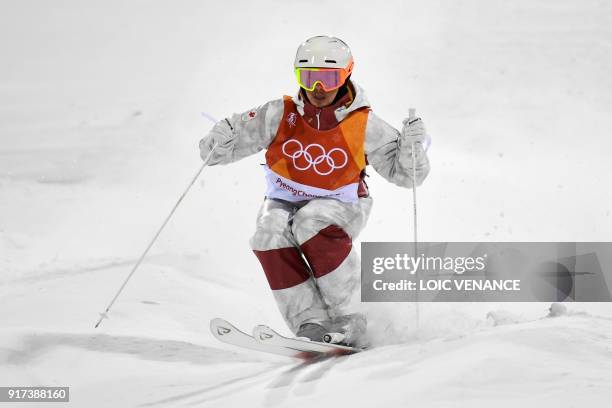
<box><xmin>300</xmin><ymin>225</ymin><xmax>352</xmax><ymax>278</ymax></box>
<box><xmin>253</xmin><ymin>247</ymin><xmax>310</xmax><ymax>290</ymax></box>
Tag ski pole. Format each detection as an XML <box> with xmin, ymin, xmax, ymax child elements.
<box><xmin>408</xmin><ymin>108</ymin><xmax>420</xmax><ymax>331</ymax></box>
<box><xmin>93</xmin><ymin>142</ymin><xmax>218</xmax><ymax>328</ymax></box>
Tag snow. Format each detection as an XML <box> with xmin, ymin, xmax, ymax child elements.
<box><xmin>1</xmin><ymin>0</ymin><xmax>611</xmax><ymax>406</ymax></box>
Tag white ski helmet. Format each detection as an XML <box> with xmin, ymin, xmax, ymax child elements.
<box><xmin>294</xmin><ymin>36</ymin><xmax>354</xmax><ymax>73</ymax></box>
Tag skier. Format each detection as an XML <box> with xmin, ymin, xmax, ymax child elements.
<box><xmin>199</xmin><ymin>36</ymin><xmax>430</xmax><ymax>346</ymax></box>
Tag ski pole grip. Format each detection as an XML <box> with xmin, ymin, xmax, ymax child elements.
<box><xmin>408</xmin><ymin>108</ymin><xmax>420</xmax><ymax>125</ymax></box>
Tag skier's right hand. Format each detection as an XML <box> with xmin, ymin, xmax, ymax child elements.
<box><xmin>199</xmin><ymin>119</ymin><xmax>235</xmax><ymax>163</ymax></box>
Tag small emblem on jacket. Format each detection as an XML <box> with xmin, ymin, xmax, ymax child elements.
<box><xmin>287</xmin><ymin>112</ymin><xmax>297</xmax><ymax>128</ymax></box>
<box><xmin>241</xmin><ymin>110</ymin><xmax>257</xmax><ymax>121</ymax></box>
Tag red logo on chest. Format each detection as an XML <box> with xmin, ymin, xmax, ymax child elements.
<box><xmin>287</xmin><ymin>112</ymin><xmax>297</xmax><ymax>128</ymax></box>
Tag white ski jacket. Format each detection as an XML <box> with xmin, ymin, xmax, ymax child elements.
<box><xmin>199</xmin><ymin>82</ymin><xmax>430</xmax><ymax>191</ymax></box>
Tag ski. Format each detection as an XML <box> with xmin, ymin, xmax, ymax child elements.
<box><xmin>209</xmin><ymin>318</ymin><xmax>320</xmax><ymax>360</ymax></box>
<box><xmin>252</xmin><ymin>324</ymin><xmax>363</xmax><ymax>357</ymax></box>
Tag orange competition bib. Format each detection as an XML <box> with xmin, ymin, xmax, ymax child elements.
<box><xmin>264</xmin><ymin>96</ymin><xmax>368</xmax><ymax>202</ymax></box>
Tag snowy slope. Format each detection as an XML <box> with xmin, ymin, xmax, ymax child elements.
<box><xmin>1</xmin><ymin>0</ymin><xmax>611</xmax><ymax>407</ymax></box>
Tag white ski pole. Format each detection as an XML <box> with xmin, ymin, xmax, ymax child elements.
<box><xmin>408</xmin><ymin>108</ymin><xmax>420</xmax><ymax>331</ymax></box>
<box><xmin>94</xmin><ymin>142</ymin><xmax>218</xmax><ymax>328</ymax></box>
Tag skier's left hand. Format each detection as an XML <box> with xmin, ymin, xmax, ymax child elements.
<box><xmin>401</xmin><ymin>116</ymin><xmax>427</xmax><ymax>145</ymax></box>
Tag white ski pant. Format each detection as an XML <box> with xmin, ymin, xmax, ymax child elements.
<box><xmin>250</xmin><ymin>197</ymin><xmax>373</xmax><ymax>333</ymax></box>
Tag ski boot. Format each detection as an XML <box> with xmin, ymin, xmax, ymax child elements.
<box><xmin>296</xmin><ymin>322</ymin><xmax>328</xmax><ymax>342</ymax></box>
<box><xmin>324</xmin><ymin>313</ymin><xmax>367</xmax><ymax>348</ymax></box>
<box><xmin>296</xmin><ymin>314</ymin><xmax>367</xmax><ymax>348</ymax></box>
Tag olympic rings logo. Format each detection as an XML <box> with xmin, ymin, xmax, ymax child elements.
<box><xmin>281</xmin><ymin>139</ymin><xmax>348</xmax><ymax>176</ymax></box>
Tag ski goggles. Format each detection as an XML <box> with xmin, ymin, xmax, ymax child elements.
<box><xmin>294</xmin><ymin>66</ymin><xmax>351</xmax><ymax>92</ymax></box>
